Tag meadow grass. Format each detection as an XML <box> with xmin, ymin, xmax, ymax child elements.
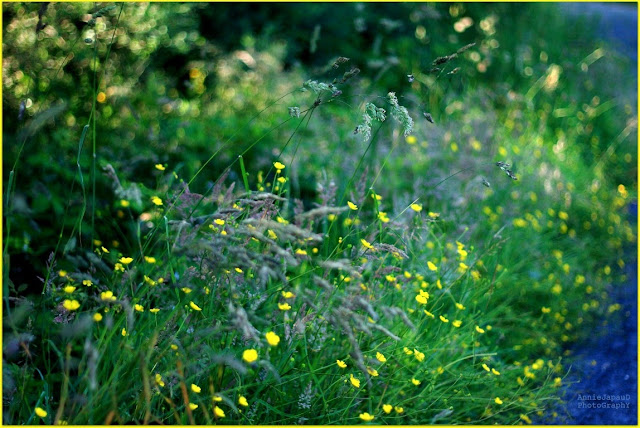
<box><xmin>2</xmin><ymin>3</ymin><xmax>636</xmax><ymax>425</ymax></box>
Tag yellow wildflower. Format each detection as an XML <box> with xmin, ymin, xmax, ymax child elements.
<box><xmin>337</xmin><ymin>360</ymin><xmax>347</xmax><ymax>368</ymax></box>
<box><xmin>265</xmin><ymin>331</ymin><xmax>280</xmax><ymax>346</ymax></box>
<box><xmin>376</xmin><ymin>352</ymin><xmax>387</xmax><ymax>363</ymax></box>
<box><xmin>191</xmin><ymin>384</ymin><xmax>201</xmax><ymax>393</ymax></box>
<box><xmin>243</xmin><ymin>349</ymin><xmax>258</xmax><ymax>363</ymax></box>
<box><xmin>189</xmin><ymin>301</ymin><xmax>202</xmax><ymax>311</ymax></box>
<box><xmin>347</xmin><ymin>201</ymin><xmax>358</xmax><ymax>210</ymax></box>
<box><xmin>35</xmin><ymin>407</ymin><xmax>48</xmax><ymax>418</ymax></box>
<box><xmin>359</xmin><ymin>412</ymin><xmax>374</xmax><ymax>421</ymax></box>
<box><xmin>361</xmin><ymin>239</ymin><xmax>375</xmax><ymax>250</ymax></box>
<box><xmin>214</xmin><ymin>406</ymin><xmax>225</xmax><ymax>418</ymax></box>
<box><xmin>238</xmin><ymin>396</ymin><xmax>249</xmax><ymax>407</ymax></box>
<box><xmin>350</xmin><ymin>374</ymin><xmax>360</xmax><ymax>388</ymax></box>
<box><xmin>63</xmin><ymin>300</ymin><xmax>80</xmax><ymax>311</ymax></box>
<box><xmin>155</xmin><ymin>373</ymin><xmax>165</xmax><ymax>387</ymax></box>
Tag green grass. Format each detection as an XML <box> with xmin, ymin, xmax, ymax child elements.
<box><xmin>2</xmin><ymin>3</ymin><xmax>636</xmax><ymax>425</ymax></box>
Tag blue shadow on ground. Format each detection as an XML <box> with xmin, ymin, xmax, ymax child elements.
<box><xmin>546</xmin><ymin>201</ymin><xmax>638</xmax><ymax>425</ymax></box>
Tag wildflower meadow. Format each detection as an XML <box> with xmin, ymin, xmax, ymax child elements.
<box><xmin>2</xmin><ymin>2</ymin><xmax>637</xmax><ymax>425</ymax></box>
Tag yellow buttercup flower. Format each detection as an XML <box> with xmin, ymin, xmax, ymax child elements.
<box><xmin>243</xmin><ymin>349</ymin><xmax>258</xmax><ymax>363</ymax></box>
<box><xmin>238</xmin><ymin>396</ymin><xmax>249</xmax><ymax>407</ymax></box>
<box><xmin>383</xmin><ymin>404</ymin><xmax>393</xmax><ymax>414</ymax></box>
<box><xmin>63</xmin><ymin>299</ymin><xmax>80</xmax><ymax>311</ymax></box>
<box><xmin>191</xmin><ymin>383</ymin><xmax>201</xmax><ymax>393</ymax></box>
<box><xmin>265</xmin><ymin>331</ymin><xmax>280</xmax><ymax>346</ymax></box>
<box><xmin>376</xmin><ymin>352</ymin><xmax>387</xmax><ymax>363</ymax></box>
<box><xmin>350</xmin><ymin>374</ymin><xmax>360</xmax><ymax>388</ymax></box>
<box><xmin>278</xmin><ymin>302</ymin><xmax>291</xmax><ymax>311</ymax></box>
<box><xmin>337</xmin><ymin>359</ymin><xmax>347</xmax><ymax>368</ymax></box>
<box><xmin>359</xmin><ymin>412</ymin><xmax>374</xmax><ymax>421</ymax></box>
<box><xmin>35</xmin><ymin>407</ymin><xmax>47</xmax><ymax>418</ymax></box>
<box><xmin>155</xmin><ymin>373</ymin><xmax>165</xmax><ymax>387</ymax></box>
<box><xmin>361</xmin><ymin>239</ymin><xmax>375</xmax><ymax>251</ymax></box>
<box><xmin>214</xmin><ymin>406</ymin><xmax>225</xmax><ymax>418</ymax></box>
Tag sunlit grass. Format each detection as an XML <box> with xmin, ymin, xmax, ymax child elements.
<box><xmin>2</xmin><ymin>3</ymin><xmax>635</xmax><ymax>425</ymax></box>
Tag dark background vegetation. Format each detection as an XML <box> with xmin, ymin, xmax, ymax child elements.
<box><xmin>4</xmin><ymin>2</ymin><xmax>636</xmax><ymax>292</ymax></box>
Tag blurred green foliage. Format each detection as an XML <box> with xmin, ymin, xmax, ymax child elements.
<box><xmin>3</xmin><ymin>0</ymin><xmax>636</xmax><ymax>296</ymax></box>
